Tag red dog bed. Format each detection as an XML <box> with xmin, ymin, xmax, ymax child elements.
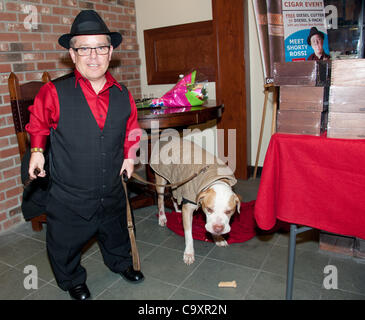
<box><xmin>164</xmin><ymin>201</ymin><xmax>257</xmax><ymax>244</ymax></box>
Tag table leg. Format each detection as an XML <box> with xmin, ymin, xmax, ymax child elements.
<box><xmin>286</xmin><ymin>224</ymin><xmax>297</xmax><ymax>300</ymax></box>
<box><xmin>286</xmin><ymin>224</ymin><xmax>313</xmax><ymax>300</ymax></box>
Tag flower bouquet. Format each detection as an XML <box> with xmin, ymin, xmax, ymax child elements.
<box><xmin>150</xmin><ymin>70</ymin><xmax>208</xmax><ymax>107</ymax></box>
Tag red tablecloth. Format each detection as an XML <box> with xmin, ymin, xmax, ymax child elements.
<box><xmin>254</xmin><ymin>133</ymin><xmax>365</xmax><ymax>240</ymax></box>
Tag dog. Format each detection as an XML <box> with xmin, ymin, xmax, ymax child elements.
<box><xmin>150</xmin><ymin>138</ymin><xmax>241</xmax><ymax>264</ymax></box>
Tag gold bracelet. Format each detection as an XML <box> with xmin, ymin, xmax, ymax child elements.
<box><xmin>30</xmin><ymin>147</ymin><xmax>44</xmax><ymax>153</ymax></box>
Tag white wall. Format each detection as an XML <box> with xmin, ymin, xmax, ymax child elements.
<box><xmin>248</xmin><ymin>0</ymin><xmax>273</xmax><ymax>166</ymax></box>
<box><xmin>135</xmin><ymin>0</ymin><xmax>272</xmax><ymax>166</ymax></box>
<box><xmin>135</xmin><ymin>0</ymin><xmax>217</xmax><ymax>156</ymax></box>
<box><xmin>135</xmin><ymin>0</ymin><xmax>215</xmax><ymax>100</ymax></box>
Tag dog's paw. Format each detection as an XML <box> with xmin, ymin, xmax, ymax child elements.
<box><xmin>215</xmin><ymin>239</ymin><xmax>228</xmax><ymax>247</ymax></box>
<box><xmin>183</xmin><ymin>252</ymin><xmax>195</xmax><ymax>265</ymax></box>
<box><xmin>158</xmin><ymin>209</ymin><xmax>167</xmax><ymax>226</ymax></box>
<box><xmin>158</xmin><ymin>215</ymin><xmax>167</xmax><ymax>227</ymax></box>
<box><xmin>212</xmin><ymin>234</ymin><xmax>229</xmax><ymax>247</ymax></box>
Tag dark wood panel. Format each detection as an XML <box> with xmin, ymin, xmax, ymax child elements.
<box><xmin>213</xmin><ymin>0</ymin><xmax>248</xmax><ymax>179</ymax></box>
<box><xmin>144</xmin><ymin>20</ymin><xmax>216</xmax><ymax>84</ymax></box>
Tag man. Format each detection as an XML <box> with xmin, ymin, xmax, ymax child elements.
<box><xmin>26</xmin><ymin>10</ymin><xmax>144</xmax><ymax>300</ymax></box>
<box><xmin>307</xmin><ymin>27</ymin><xmax>330</xmax><ymax>61</ymax></box>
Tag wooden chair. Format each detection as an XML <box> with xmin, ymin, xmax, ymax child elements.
<box><xmin>8</xmin><ymin>72</ymin><xmax>51</xmax><ymax>231</ymax></box>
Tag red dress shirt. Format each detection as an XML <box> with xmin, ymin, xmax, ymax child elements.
<box><xmin>25</xmin><ymin>69</ymin><xmax>141</xmax><ymax>159</ymax></box>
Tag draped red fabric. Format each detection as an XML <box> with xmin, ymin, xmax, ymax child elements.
<box><xmin>254</xmin><ymin>133</ymin><xmax>365</xmax><ymax>240</ymax></box>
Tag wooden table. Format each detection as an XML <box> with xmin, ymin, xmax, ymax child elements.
<box><xmin>130</xmin><ymin>100</ymin><xmax>224</xmax><ymax>209</ymax></box>
<box><xmin>137</xmin><ymin>100</ymin><xmax>224</xmax><ymax>129</ymax></box>
<box><xmin>254</xmin><ymin>133</ymin><xmax>365</xmax><ymax>299</ymax></box>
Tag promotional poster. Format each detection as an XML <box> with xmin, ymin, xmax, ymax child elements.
<box><xmin>282</xmin><ymin>0</ymin><xmax>330</xmax><ymax>61</ymax></box>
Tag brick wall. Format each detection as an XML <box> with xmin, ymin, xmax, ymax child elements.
<box><xmin>0</xmin><ymin>0</ymin><xmax>141</xmax><ymax>232</ymax></box>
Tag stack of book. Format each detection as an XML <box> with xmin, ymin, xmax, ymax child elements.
<box><xmin>327</xmin><ymin>59</ymin><xmax>365</xmax><ymax>139</ymax></box>
<box><xmin>274</xmin><ymin>61</ymin><xmax>330</xmax><ymax>136</ymax></box>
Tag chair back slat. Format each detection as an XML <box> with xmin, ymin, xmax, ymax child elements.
<box><xmin>20</xmin><ymin>82</ymin><xmax>44</xmax><ymax>100</ymax></box>
<box><xmin>7</xmin><ymin>72</ymin><xmax>51</xmax><ymax>160</ymax></box>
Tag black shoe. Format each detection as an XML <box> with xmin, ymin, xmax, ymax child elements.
<box><xmin>120</xmin><ymin>266</ymin><xmax>144</xmax><ymax>283</ymax></box>
<box><xmin>68</xmin><ymin>283</ymin><xmax>91</xmax><ymax>300</ymax></box>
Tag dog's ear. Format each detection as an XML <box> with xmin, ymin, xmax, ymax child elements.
<box><xmin>234</xmin><ymin>193</ymin><xmax>242</xmax><ymax>213</ymax></box>
<box><xmin>196</xmin><ymin>189</ymin><xmax>209</xmax><ymax>206</ymax></box>
<box><xmin>219</xmin><ymin>178</ymin><xmax>231</xmax><ymax>185</ymax></box>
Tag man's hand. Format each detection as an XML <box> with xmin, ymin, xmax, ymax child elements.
<box><xmin>28</xmin><ymin>152</ymin><xmax>46</xmax><ymax>179</ymax></box>
<box><xmin>120</xmin><ymin>158</ymin><xmax>134</xmax><ymax>179</ymax></box>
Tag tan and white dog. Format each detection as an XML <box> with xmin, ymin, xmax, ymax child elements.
<box><xmin>150</xmin><ymin>138</ymin><xmax>241</xmax><ymax>264</ymax></box>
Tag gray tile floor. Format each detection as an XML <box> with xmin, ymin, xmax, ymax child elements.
<box><xmin>0</xmin><ymin>178</ymin><xmax>364</xmax><ymax>300</ymax></box>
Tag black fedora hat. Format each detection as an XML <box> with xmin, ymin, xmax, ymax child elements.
<box><xmin>58</xmin><ymin>10</ymin><xmax>122</xmax><ymax>49</ymax></box>
<box><xmin>307</xmin><ymin>27</ymin><xmax>324</xmax><ymax>45</ymax></box>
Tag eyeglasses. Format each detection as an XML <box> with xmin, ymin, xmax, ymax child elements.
<box><xmin>72</xmin><ymin>45</ymin><xmax>111</xmax><ymax>56</ymax></box>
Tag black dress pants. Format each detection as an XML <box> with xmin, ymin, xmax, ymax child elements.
<box><xmin>46</xmin><ymin>194</ymin><xmax>132</xmax><ymax>291</ymax></box>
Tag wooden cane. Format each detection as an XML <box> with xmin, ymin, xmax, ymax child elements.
<box><xmin>121</xmin><ymin>171</ymin><xmax>141</xmax><ymax>271</ymax></box>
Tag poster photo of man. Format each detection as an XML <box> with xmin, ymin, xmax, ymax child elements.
<box><xmin>307</xmin><ymin>26</ymin><xmax>331</xmax><ymax>60</ymax></box>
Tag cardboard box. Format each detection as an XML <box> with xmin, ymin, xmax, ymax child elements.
<box><xmin>319</xmin><ymin>232</ymin><xmax>354</xmax><ymax>257</ymax></box>
<box><xmin>329</xmin><ymin>86</ymin><xmax>365</xmax><ymax>113</ymax></box>
<box><xmin>327</xmin><ymin>127</ymin><xmax>365</xmax><ymax>139</ymax></box>
<box><xmin>327</xmin><ymin>112</ymin><xmax>365</xmax><ymax>139</ymax></box>
<box><xmin>276</xmin><ymin>110</ymin><xmax>326</xmax><ymax>136</ymax></box>
<box><xmin>328</xmin><ymin>112</ymin><xmax>365</xmax><ymax>128</ymax></box>
<box><xmin>280</xmin><ymin>86</ymin><xmax>328</xmax><ymax>111</ymax></box>
<box><xmin>354</xmin><ymin>238</ymin><xmax>365</xmax><ymax>259</ymax></box>
<box><xmin>319</xmin><ymin>233</ymin><xmax>365</xmax><ymax>260</ymax></box>
<box><xmin>276</xmin><ymin>124</ymin><xmax>322</xmax><ymax>136</ymax></box>
<box><xmin>331</xmin><ymin>59</ymin><xmax>365</xmax><ymax>86</ymax></box>
<box><xmin>273</xmin><ymin>61</ymin><xmax>331</xmax><ymax>86</ymax></box>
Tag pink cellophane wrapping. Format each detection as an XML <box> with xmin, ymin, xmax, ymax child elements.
<box><xmin>151</xmin><ymin>72</ymin><xmax>200</xmax><ymax>107</ymax></box>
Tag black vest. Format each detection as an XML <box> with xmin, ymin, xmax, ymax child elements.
<box><xmin>49</xmin><ymin>73</ymin><xmax>131</xmax><ymax>219</ymax></box>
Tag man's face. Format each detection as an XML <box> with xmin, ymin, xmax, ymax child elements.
<box><xmin>69</xmin><ymin>34</ymin><xmax>113</xmax><ymax>82</ymax></box>
<box><xmin>310</xmin><ymin>34</ymin><xmax>324</xmax><ymax>56</ymax></box>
